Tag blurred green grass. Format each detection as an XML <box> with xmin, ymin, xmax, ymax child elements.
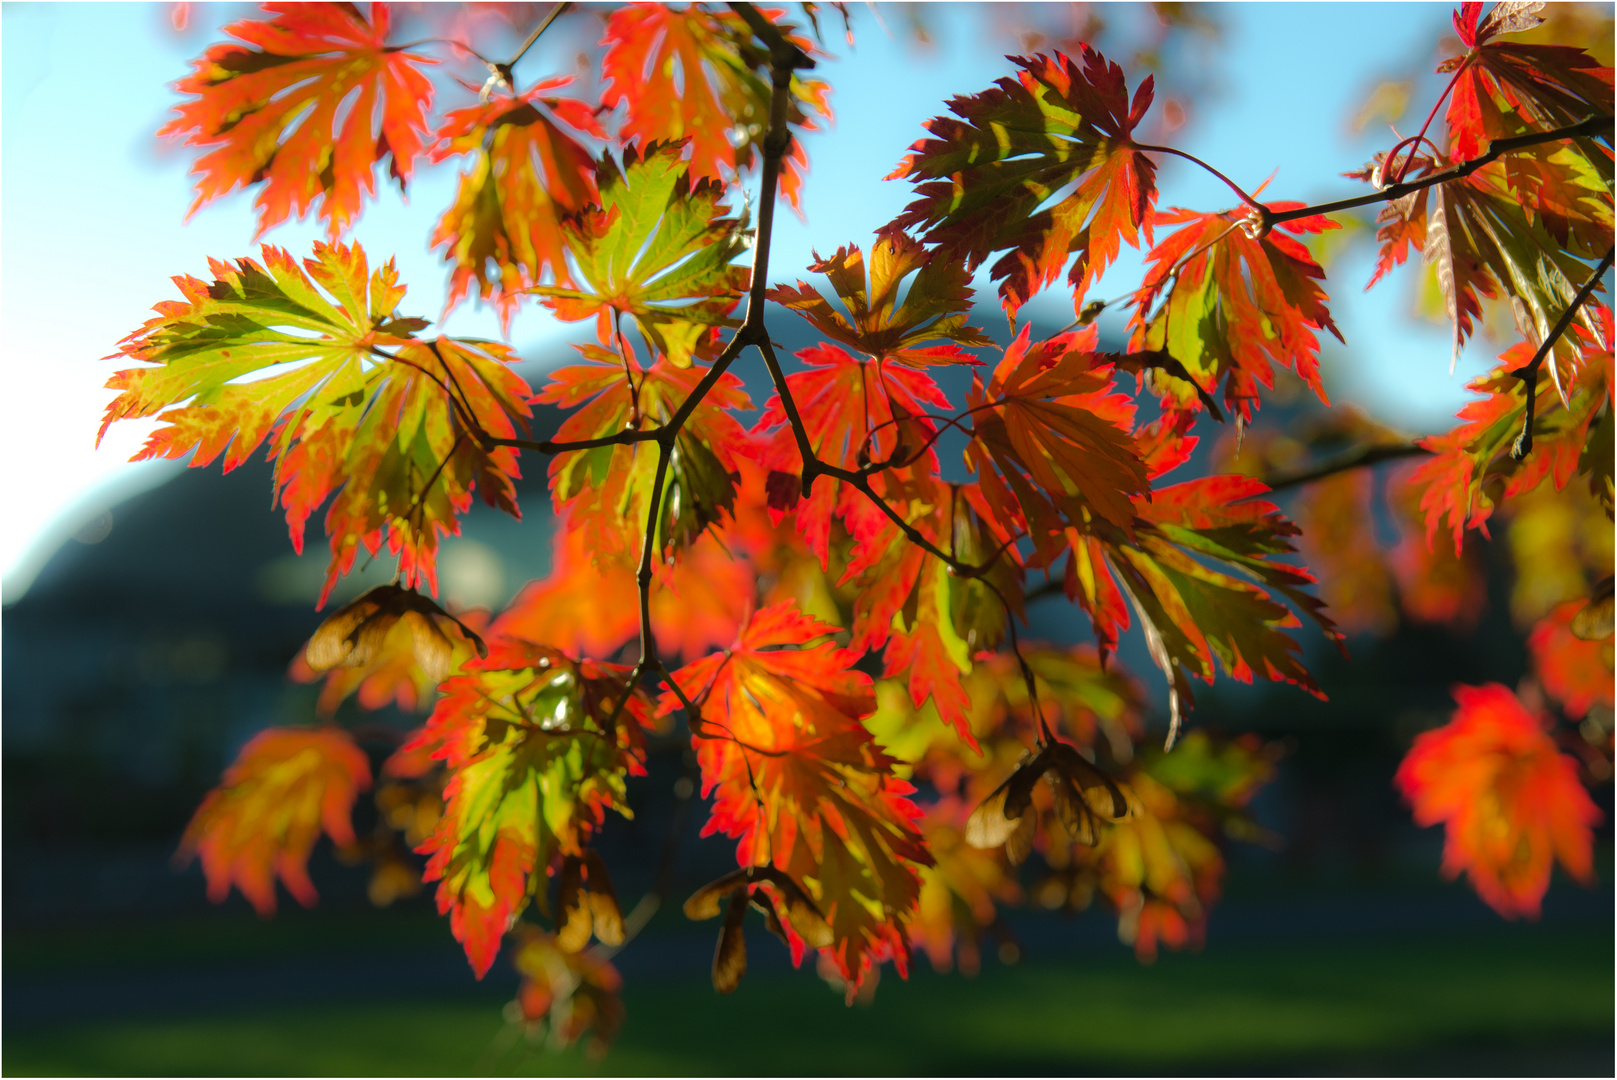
<box><xmin>6</xmin><ymin>927</ymin><xmax>1611</xmax><ymax>1076</ymax></box>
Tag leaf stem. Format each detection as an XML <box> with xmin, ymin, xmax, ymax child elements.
<box><xmin>1133</xmin><ymin>142</ymin><xmax>1263</xmax><ymax>213</ymax></box>
<box><xmin>1389</xmin><ymin>57</ymin><xmax>1467</xmax><ymax>185</ymax></box>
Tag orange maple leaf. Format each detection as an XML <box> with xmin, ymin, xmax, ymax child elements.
<box><xmin>160</xmin><ymin>2</ymin><xmax>436</xmax><ymax>239</ymax></box>
<box><xmin>178</xmin><ymin>727</ymin><xmax>372</xmax><ymax>916</ymax></box>
<box><xmin>1396</xmin><ymin>683</ymin><xmax>1601</xmax><ymax>919</ymax></box>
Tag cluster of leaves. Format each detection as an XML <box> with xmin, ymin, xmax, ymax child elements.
<box><xmin>118</xmin><ymin>0</ymin><xmax>1612</xmax><ymax>1048</ymax></box>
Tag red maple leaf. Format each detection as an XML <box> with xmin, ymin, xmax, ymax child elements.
<box><xmin>160</xmin><ymin>2</ymin><xmax>436</xmax><ymax>238</ymax></box>
<box><xmin>766</xmin><ymin>229</ymin><xmax>992</xmax><ymax>367</ymax></box>
<box><xmin>1408</xmin><ymin>323</ymin><xmax>1612</xmax><ymax>554</ymax></box>
<box><xmin>1128</xmin><ymin>204</ymin><xmax>1344</xmax><ymax>424</ymax></box>
<box><xmin>890</xmin><ymin>47</ymin><xmax>1158</xmax><ymax>314</ymax></box>
<box><xmin>1396</xmin><ymin>683</ymin><xmax>1600</xmax><ymax>919</ymax></box>
<box><xmin>966</xmin><ymin>325</ymin><xmax>1150</xmax><ymax>544</ymax></box>
<box><xmin>1528</xmin><ymin>599</ymin><xmax>1616</xmax><ymax>717</ymax></box>
<box><xmin>1443</xmin><ymin>2</ymin><xmax>1613</xmax><ymax>163</ymax></box>
<box><xmin>409</xmin><ymin>641</ymin><xmax>649</xmax><ymax>976</ymax></box>
<box><xmin>99</xmin><ymin>241</ymin><xmax>533</xmax><ymax>605</ymax></box>
<box><xmin>492</xmin><ymin>515</ymin><xmax>758</xmax><ymax>663</ymax></box>
<box><xmin>663</xmin><ymin>603</ymin><xmax>932</xmax><ymax>993</ymax></box>
<box><xmin>537</xmin><ymin>345</ymin><xmax>756</xmax><ymax>566</ymax></box>
<box><xmin>752</xmin><ymin>343</ymin><xmax>953</xmax><ymax>564</ymax></box>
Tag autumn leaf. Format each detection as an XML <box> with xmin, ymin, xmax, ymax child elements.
<box><xmin>909</xmin><ymin>798</ymin><xmax>1022</xmax><ymax>976</ymax></box>
<box><xmin>537</xmin><ymin>344</ymin><xmax>756</xmax><ymax>566</ymax></box>
<box><xmin>662</xmin><ymin>602</ymin><xmax>932</xmax><ymax>995</ymax></box>
<box><xmin>890</xmin><ymin>47</ymin><xmax>1158</xmax><ymax>314</ymax></box>
<box><xmin>1350</xmin><ymin>141</ymin><xmax>1609</xmax><ymax>381</ymax></box>
<box><xmin>1128</xmin><ymin>204</ymin><xmax>1345</xmax><ymax>424</ymax></box>
<box><xmin>1060</xmin><ymin>475</ymin><xmax>1343</xmax><ymax>741</ymax></box>
<box><xmin>767</xmin><ymin>229</ymin><xmax>992</xmax><ymax>366</ymax></box>
<box><xmin>1442</xmin><ymin>1</ymin><xmax>1614</xmax><ymax>163</ymax></box>
<box><xmin>1407</xmin><ymin>316</ymin><xmax>1612</xmax><ymax>553</ymax></box>
<box><xmin>296</xmin><ymin>585</ymin><xmax>492</xmax><ymax>713</ymax></box>
<box><xmin>1528</xmin><ymin>599</ymin><xmax>1615</xmax><ymax>716</ymax></box>
<box><xmin>1291</xmin><ymin>470</ymin><xmax>1399</xmax><ymax>637</ymax></box>
<box><xmin>429</xmin><ymin>80</ymin><xmax>605</xmax><ymax>330</ymax></box>
<box><xmin>1428</xmin><ymin>162</ymin><xmax>1607</xmax><ymax>384</ymax></box>
<box><xmin>1062</xmin><ymin>731</ymin><xmax>1273</xmax><ymax>962</ymax></box>
<box><xmin>532</xmin><ymin>143</ymin><xmax>751</xmax><ymax>368</ymax></box>
<box><xmin>407</xmin><ymin>640</ymin><xmax>649</xmax><ymax>976</ymax></box>
<box><xmin>752</xmin><ymin>343</ymin><xmax>955</xmax><ymax>563</ymax></box>
<box><xmin>599</xmin><ymin>4</ymin><xmax>832</xmax><ymax>211</ymax></box>
<box><xmin>291</xmin><ymin>593</ymin><xmax>490</xmax><ymax>716</ymax></box>
<box><xmin>1388</xmin><ymin>465</ymin><xmax>1489</xmax><ymax>630</ymax></box>
<box><xmin>865</xmin><ymin>645</ymin><xmax>1142</xmax><ymax>783</ymax></box>
<box><xmin>100</xmin><ymin>241</ymin><xmax>533</xmax><ymax>604</ymax></box>
<box><xmin>179</xmin><ymin>726</ymin><xmax>372</xmax><ymax>916</ymax></box>
<box><xmin>1396</xmin><ymin>683</ymin><xmax>1601</xmax><ymax>919</ymax></box>
<box><xmin>840</xmin><ymin>480</ymin><xmax>1022</xmax><ymax>749</ymax></box>
<box><xmin>965</xmin><ymin>325</ymin><xmax>1150</xmax><ymax>541</ymax></box>
<box><xmin>160</xmin><ymin>2</ymin><xmax>436</xmax><ymax>238</ymax></box>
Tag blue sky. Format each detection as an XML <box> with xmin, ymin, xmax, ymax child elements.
<box><xmin>1</xmin><ymin>2</ymin><xmax>1489</xmax><ymax>600</ymax></box>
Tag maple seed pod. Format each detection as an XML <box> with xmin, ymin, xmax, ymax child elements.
<box><xmin>712</xmin><ymin>889</ymin><xmax>749</xmax><ymax>994</ymax></box>
<box><xmin>555</xmin><ymin>856</ymin><xmax>594</xmax><ymax>953</ymax></box>
<box><xmin>965</xmin><ymin>747</ymin><xmax>1048</xmax><ymax>862</ymax></box>
<box><xmin>584</xmin><ymin>851</ymin><xmax>625</xmax><ymax>947</ymax></box>
<box><xmin>304</xmin><ymin>584</ymin><xmax>487</xmax><ymax>684</ymax></box>
<box><xmin>683</xmin><ymin>868</ymin><xmax>750</xmax><ymax>921</ymax></box>
<box><xmin>1571</xmin><ymin>577</ymin><xmax>1614</xmax><ymax>641</ymax></box>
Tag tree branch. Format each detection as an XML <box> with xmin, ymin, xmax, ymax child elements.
<box><xmin>728</xmin><ymin>2</ymin><xmax>817</xmax><ymax>70</ymax></box>
<box><xmin>1509</xmin><ymin>244</ymin><xmax>1615</xmax><ymax>460</ymax></box>
<box><xmin>1258</xmin><ymin>442</ymin><xmax>1431</xmax><ymax>494</ymax></box>
<box><xmin>1262</xmin><ymin>115</ymin><xmax>1610</xmax><ymax>231</ymax></box>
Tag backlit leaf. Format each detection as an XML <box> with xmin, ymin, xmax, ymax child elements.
<box><xmin>662</xmin><ymin>602</ymin><xmax>933</xmax><ymax>996</ymax></box>
<box><xmin>767</xmin><ymin>229</ymin><xmax>992</xmax><ymax>367</ymax></box>
<box><xmin>537</xmin><ymin>345</ymin><xmax>756</xmax><ymax>566</ymax></box>
<box><xmin>100</xmin><ymin>241</ymin><xmax>532</xmax><ymax>604</ymax></box>
<box><xmin>890</xmin><ymin>47</ymin><xmax>1158</xmax><ymax>314</ymax></box>
<box><xmin>407</xmin><ymin>640</ymin><xmax>649</xmax><ymax>976</ymax></box>
<box><xmin>179</xmin><ymin>726</ymin><xmax>372</xmax><ymax>916</ymax></box>
<box><xmin>429</xmin><ymin>80</ymin><xmax>605</xmax><ymax>329</ymax></box>
<box><xmin>160</xmin><ymin>2</ymin><xmax>436</xmax><ymax>238</ymax></box>
<box><xmin>1396</xmin><ymin>682</ymin><xmax>1601</xmax><ymax>919</ymax></box>
<box><xmin>965</xmin><ymin>325</ymin><xmax>1150</xmax><ymax>540</ymax></box>
<box><xmin>599</xmin><ymin>4</ymin><xmax>832</xmax><ymax>211</ymax></box>
<box><xmin>1128</xmin><ymin>204</ymin><xmax>1345</xmax><ymax>424</ymax></box>
<box><xmin>532</xmin><ymin>143</ymin><xmax>750</xmax><ymax>368</ymax></box>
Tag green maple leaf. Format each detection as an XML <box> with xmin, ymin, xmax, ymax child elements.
<box><xmin>533</xmin><ymin>142</ymin><xmax>751</xmax><ymax>367</ymax></box>
<box><xmin>100</xmin><ymin>240</ymin><xmax>531</xmax><ymax>603</ymax></box>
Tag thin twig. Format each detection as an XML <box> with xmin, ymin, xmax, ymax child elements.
<box><xmin>502</xmin><ymin>2</ymin><xmax>569</xmax><ymax>79</ymax></box>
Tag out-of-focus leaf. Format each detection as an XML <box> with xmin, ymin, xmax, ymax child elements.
<box><xmin>1396</xmin><ymin>682</ymin><xmax>1601</xmax><ymax>919</ymax></box>
<box><xmin>179</xmin><ymin>727</ymin><xmax>371</xmax><ymax>916</ymax></box>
